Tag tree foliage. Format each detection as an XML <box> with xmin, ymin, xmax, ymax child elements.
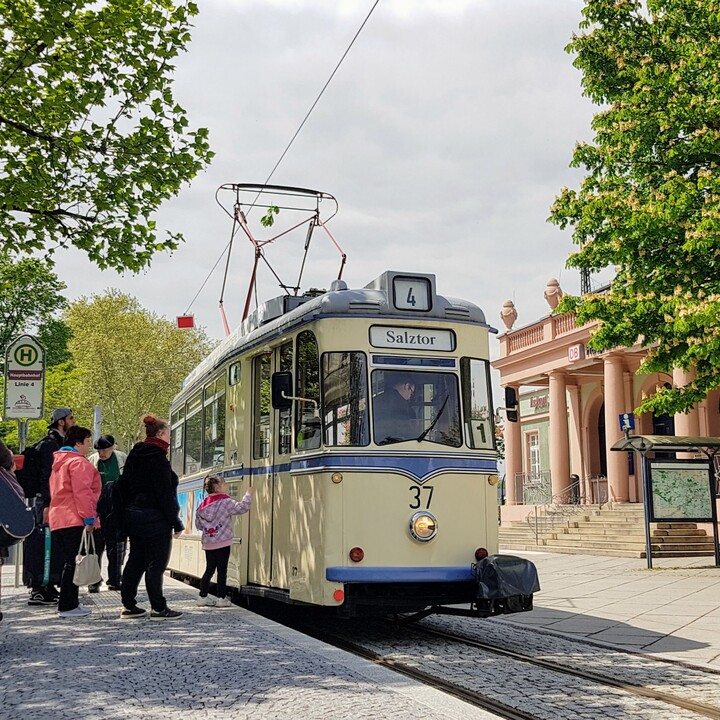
<box><xmin>65</xmin><ymin>290</ymin><xmax>213</xmax><ymax>450</ymax></box>
<box><xmin>0</xmin><ymin>0</ymin><xmax>213</xmax><ymax>271</ymax></box>
<box><xmin>0</xmin><ymin>250</ymin><xmax>67</xmax><ymax>355</ymax></box>
<box><xmin>550</xmin><ymin>0</ymin><xmax>720</xmax><ymax>414</ymax></box>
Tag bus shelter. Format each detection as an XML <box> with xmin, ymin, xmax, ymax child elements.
<box><xmin>611</xmin><ymin>435</ymin><xmax>720</xmax><ymax>569</ymax></box>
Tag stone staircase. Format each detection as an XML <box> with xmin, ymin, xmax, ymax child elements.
<box><xmin>499</xmin><ymin>503</ymin><xmax>718</xmax><ymax>558</ymax></box>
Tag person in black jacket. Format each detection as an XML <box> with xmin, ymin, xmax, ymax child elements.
<box><xmin>373</xmin><ymin>373</ymin><xmax>418</xmax><ymax>444</ymax></box>
<box><xmin>25</xmin><ymin>407</ymin><xmax>75</xmax><ymax>605</ymax></box>
<box><xmin>118</xmin><ymin>415</ymin><xmax>184</xmax><ymax>620</ymax></box>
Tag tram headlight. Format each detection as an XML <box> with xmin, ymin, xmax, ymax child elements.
<box><xmin>487</xmin><ymin>474</ymin><xmax>499</xmax><ymax>486</ymax></box>
<box><xmin>409</xmin><ymin>511</ymin><xmax>438</xmax><ymax>542</ymax></box>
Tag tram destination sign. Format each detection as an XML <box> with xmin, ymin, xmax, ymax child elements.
<box><xmin>3</xmin><ymin>335</ymin><xmax>46</xmax><ymax>420</ymax></box>
<box><xmin>369</xmin><ymin>325</ymin><xmax>455</xmax><ymax>351</ymax></box>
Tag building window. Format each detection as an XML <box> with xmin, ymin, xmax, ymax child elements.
<box><xmin>526</xmin><ymin>432</ymin><xmax>541</xmax><ymax>479</ymax></box>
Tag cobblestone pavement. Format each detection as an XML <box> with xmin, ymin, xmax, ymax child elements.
<box><xmin>320</xmin><ymin>616</ymin><xmax>720</xmax><ymax>720</ymax></box>
<box><xmin>0</xmin><ymin>567</ymin><xmax>499</xmax><ymax>720</ymax></box>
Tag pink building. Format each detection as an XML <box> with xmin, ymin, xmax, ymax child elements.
<box><xmin>492</xmin><ymin>282</ymin><xmax>720</xmax><ymax>526</ymax></box>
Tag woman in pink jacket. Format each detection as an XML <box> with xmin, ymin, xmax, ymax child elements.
<box><xmin>195</xmin><ymin>475</ymin><xmax>253</xmax><ymax>607</ymax></box>
<box><xmin>49</xmin><ymin>426</ymin><xmax>101</xmax><ymax>619</ymax></box>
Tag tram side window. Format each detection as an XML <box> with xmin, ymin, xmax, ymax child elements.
<box><xmin>322</xmin><ymin>352</ymin><xmax>369</xmax><ymax>446</ymax></box>
<box><xmin>460</xmin><ymin>358</ymin><xmax>495</xmax><ymax>450</ymax></box>
<box><xmin>170</xmin><ymin>405</ymin><xmax>185</xmax><ymax>476</ymax></box>
<box><xmin>253</xmin><ymin>353</ymin><xmax>272</xmax><ymax>459</ymax></box>
<box><xmin>185</xmin><ymin>392</ymin><xmax>203</xmax><ymax>475</ymax></box>
<box><xmin>278</xmin><ymin>342</ymin><xmax>293</xmax><ymax>455</ymax></box>
<box><xmin>203</xmin><ymin>376</ymin><xmax>226</xmax><ymax>468</ymax></box>
<box><xmin>296</xmin><ymin>331</ymin><xmax>321</xmax><ymax>451</ymax></box>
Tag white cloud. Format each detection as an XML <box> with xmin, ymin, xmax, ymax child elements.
<box><xmin>53</xmin><ymin>0</ymin><xmax>595</xmax><ymax>354</ymax></box>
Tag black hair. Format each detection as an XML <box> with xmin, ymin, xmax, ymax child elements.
<box><xmin>65</xmin><ymin>426</ymin><xmax>92</xmax><ymax>448</ymax></box>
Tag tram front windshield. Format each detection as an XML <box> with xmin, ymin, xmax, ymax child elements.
<box><xmin>371</xmin><ymin>369</ymin><xmax>461</xmax><ymax>447</ymax></box>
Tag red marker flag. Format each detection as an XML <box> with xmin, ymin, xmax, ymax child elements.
<box><xmin>176</xmin><ymin>315</ymin><xmax>195</xmax><ymax>329</ymax></box>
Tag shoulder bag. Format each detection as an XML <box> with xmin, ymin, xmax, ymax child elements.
<box><xmin>73</xmin><ymin>530</ymin><xmax>102</xmax><ymax>586</ymax></box>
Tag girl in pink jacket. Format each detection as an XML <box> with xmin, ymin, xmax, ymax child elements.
<box><xmin>194</xmin><ymin>475</ymin><xmax>253</xmax><ymax>607</ymax></box>
<box><xmin>48</xmin><ymin>426</ymin><xmax>101</xmax><ymax>619</ymax></box>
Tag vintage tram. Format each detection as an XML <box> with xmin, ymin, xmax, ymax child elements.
<box><xmin>168</xmin><ymin>269</ymin><xmax>538</xmax><ymax>617</ymax></box>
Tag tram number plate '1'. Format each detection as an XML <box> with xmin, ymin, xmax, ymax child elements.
<box><xmin>408</xmin><ymin>485</ymin><xmax>434</xmax><ymax>509</ymax></box>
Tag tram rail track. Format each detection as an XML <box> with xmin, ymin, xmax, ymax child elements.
<box><xmin>288</xmin><ymin>615</ymin><xmax>720</xmax><ymax>720</ymax></box>
<box><xmin>406</xmin><ymin>622</ymin><xmax>720</xmax><ymax>720</ymax></box>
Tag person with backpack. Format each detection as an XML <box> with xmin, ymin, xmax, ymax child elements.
<box><xmin>88</xmin><ymin>434</ymin><xmax>127</xmax><ymax>592</ymax></box>
<box><xmin>19</xmin><ymin>407</ymin><xmax>76</xmax><ymax>606</ymax></box>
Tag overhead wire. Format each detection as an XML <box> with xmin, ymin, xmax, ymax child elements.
<box><xmin>184</xmin><ymin>0</ymin><xmax>381</xmax><ymax>319</ymax></box>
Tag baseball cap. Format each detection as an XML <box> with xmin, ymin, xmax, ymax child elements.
<box><xmin>94</xmin><ymin>434</ymin><xmax>115</xmax><ymax>450</ymax></box>
<box><xmin>50</xmin><ymin>407</ymin><xmax>73</xmax><ymax>424</ymax></box>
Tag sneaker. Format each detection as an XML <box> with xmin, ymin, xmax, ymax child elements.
<box><xmin>150</xmin><ymin>607</ymin><xmax>183</xmax><ymax>620</ymax></box>
<box><xmin>119</xmin><ymin>606</ymin><xmax>147</xmax><ymax>620</ymax></box>
<box><xmin>196</xmin><ymin>596</ymin><xmax>216</xmax><ymax>607</ymax></box>
<box><xmin>88</xmin><ymin>582</ymin><xmax>102</xmax><ymax>594</ymax></box>
<box><xmin>215</xmin><ymin>597</ymin><xmax>232</xmax><ymax>608</ymax></box>
<box><xmin>28</xmin><ymin>591</ymin><xmax>58</xmax><ymax>606</ymax></box>
<box><xmin>58</xmin><ymin>606</ymin><xmax>91</xmax><ymax>618</ymax></box>
<box><xmin>106</xmin><ymin>584</ymin><xmax>121</xmax><ymax>592</ymax></box>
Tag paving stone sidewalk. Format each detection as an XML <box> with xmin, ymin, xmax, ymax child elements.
<box><xmin>0</xmin><ymin>566</ymin><xmax>499</xmax><ymax>720</ymax></box>
<box><xmin>498</xmin><ymin>550</ymin><xmax>720</xmax><ymax>668</ymax></box>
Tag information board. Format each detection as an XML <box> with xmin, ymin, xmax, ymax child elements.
<box><xmin>648</xmin><ymin>460</ymin><xmax>714</xmax><ymax>522</ymax></box>
<box><xmin>3</xmin><ymin>335</ymin><xmax>46</xmax><ymax>420</ymax></box>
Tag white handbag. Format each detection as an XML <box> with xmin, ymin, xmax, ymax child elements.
<box><xmin>73</xmin><ymin>530</ymin><xmax>102</xmax><ymax>586</ymax></box>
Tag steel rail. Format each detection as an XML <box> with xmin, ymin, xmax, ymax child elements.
<box><xmin>311</xmin><ymin>630</ymin><xmax>540</xmax><ymax>720</ymax></box>
<box><xmin>410</xmin><ymin>623</ymin><xmax>720</xmax><ymax>720</ymax></box>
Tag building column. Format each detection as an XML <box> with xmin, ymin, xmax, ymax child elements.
<box><xmin>548</xmin><ymin>370</ymin><xmax>570</xmax><ymax>501</ymax></box>
<box><xmin>673</xmin><ymin>367</ymin><xmax>700</xmax><ymax>436</ymax></box>
<box><xmin>604</xmin><ymin>354</ymin><xmax>630</xmax><ymax>502</ymax></box>
<box><xmin>567</xmin><ymin>384</ymin><xmax>583</xmax><ymax>478</ymax></box>
<box><xmin>503</xmin><ymin>384</ymin><xmax>522</xmax><ymax>505</ymax></box>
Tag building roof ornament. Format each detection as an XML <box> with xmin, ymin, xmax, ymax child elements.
<box><xmin>544</xmin><ymin>278</ymin><xmax>564</xmax><ymax>310</ymax></box>
<box><xmin>500</xmin><ymin>300</ymin><xmax>518</xmax><ymax>330</ymax></box>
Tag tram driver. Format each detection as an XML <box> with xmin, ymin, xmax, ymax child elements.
<box><xmin>373</xmin><ymin>371</ymin><xmax>419</xmax><ymax>444</ymax></box>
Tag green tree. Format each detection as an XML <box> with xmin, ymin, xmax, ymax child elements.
<box><xmin>0</xmin><ymin>251</ymin><xmax>67</xmax><ymax>355</ymax></box>
<box><xmin>66</xmin><ymin>290</ymin><xmax>213</xmax><ymax>450</ymax></box>
<box><xmin>37</xmin><ymin>318</ymin><xmax>73</xmax><ymax>367</ymax></box>
<box><xmin>0</xmin><ymin>0</ymin><xmax>213</xmax><ymax>272</ymax></box>
<box><xmin>550</xmin><ymin>0</ymin><xmax>720</xmax><ymax>414</ymax></box>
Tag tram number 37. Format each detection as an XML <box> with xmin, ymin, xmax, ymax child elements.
<box><xmin>408</xmin><ymin>485</ymin><xmax>434</xmax><ymax>509</ymax></box>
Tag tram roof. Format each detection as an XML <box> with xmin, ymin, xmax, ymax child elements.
<box><xmin>177</xmin><ymin>272</ymin><xmax>494</xmax><ymax>399</ymax></box>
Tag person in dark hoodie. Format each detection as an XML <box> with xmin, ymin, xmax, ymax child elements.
<box><xmin>118</xmin><ymin>415</ymin><xmax>184</xmax><ymax>620</ymax></box>
<box><xmin>26</xmin><ymin>407</ymin><xmax>75</xmax><ymax>606</ymax></box>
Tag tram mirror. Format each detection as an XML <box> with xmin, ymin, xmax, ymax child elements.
<box><xmin>504</xmin><ymin>387</ymin><xmax>518</xmax><ymax>423</ymax></box>
<box><xmin>271</xmin><ymin>372</ymin><xmax>293</xmax><ymax>409</ymax></box>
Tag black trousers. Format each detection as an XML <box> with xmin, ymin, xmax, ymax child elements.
<box><xmin>93</xmin><ymin>526</ymin><xmax>126</xmax><ymax>587</ymax></box>
<box><xmin>52</xmin><ymin>525</ymin><xmax>85</xmax><ymax>612</ymax></box>
<box><xmin>121</xmin><ymin>530</ymin><xmax>172</xmax><ymax>612</ymax></box>
<box><xmin>200</xmin><ymin>546</ymin><xmax>231</xmax><ymax>598</ymax></box>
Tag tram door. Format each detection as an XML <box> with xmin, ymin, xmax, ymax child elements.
<box><xmin>248</xmin><ymin>352</ymin><xmax>273</xmax><ymax>586</ymax></box>
<box><xmin>247</xmin><ymin>344</ymin><xmax>293</xmax><ymax>589</ymax></box>
<box><xmin>271</xmin><ymin>342</ymin><xmax>294</xmax><ymax>589</ymax></box>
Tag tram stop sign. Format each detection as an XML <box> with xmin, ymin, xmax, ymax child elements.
<box><xmin>3</xmin><ymin>335</ymin><xmax>46</xmax><ymax>420</ymax></box>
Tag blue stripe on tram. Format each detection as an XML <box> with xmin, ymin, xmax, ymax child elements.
<box><xmin>326</xmin><ymin>566</ymin><xmax>475</xmax><ymax>582</ymax></box>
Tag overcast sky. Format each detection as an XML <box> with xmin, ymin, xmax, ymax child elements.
<box><xmin>54</xmin><ymin>0</ymin><xmax>599</xmax><ymax>347</ymax></box>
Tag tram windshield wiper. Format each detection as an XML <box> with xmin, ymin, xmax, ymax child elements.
<box><xmin>416</xmin><ymin>395</ymin><xmax>449</xmax><ymax>443</ymax></box>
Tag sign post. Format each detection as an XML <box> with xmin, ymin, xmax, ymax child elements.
<box><xmin>3</xmin><ymin>335</ymin><xmax>46</xmax><ymax>423</ymax></box>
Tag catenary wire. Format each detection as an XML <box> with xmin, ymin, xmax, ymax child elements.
<box><xmin>184</xmin><ymin>0</ymin><xmax>380</xmax><ymax>317</ymax></box>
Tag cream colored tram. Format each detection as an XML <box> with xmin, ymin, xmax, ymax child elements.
<box><xmin>168</xmin><ymin>271</ymin><xmax>538</xmax><ymax>618</ymax></box>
